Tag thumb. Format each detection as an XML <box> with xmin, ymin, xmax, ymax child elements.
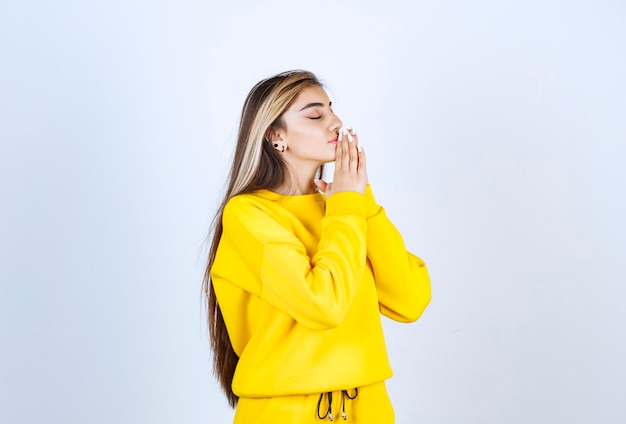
<box><xmin>314</xmin><ymin>179</ymin><xmax>329</xmax><ymax>194</ymax></box>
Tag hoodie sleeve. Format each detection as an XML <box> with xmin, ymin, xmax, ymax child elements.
<box><xmin>364</xmin><ymin>185</ymin><xmax>432</xmax><ymax>322</ymax></box>
<box><xmin>211</xmin><ymin>191</ymin><xmax>368</xmax><ymax>330</ymax></box>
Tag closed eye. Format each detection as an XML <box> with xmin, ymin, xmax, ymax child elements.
<box><xmin>309</xmin><ymin>116</ymin><xmax>322</xmax><ymax>120</ymax></box>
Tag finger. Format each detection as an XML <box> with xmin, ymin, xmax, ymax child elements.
<box><xmin>352</xmin><ymin>132</ymin><xmax>362</xmax><ymax>152</ymax></box>
<box><xmin>340</xmin><ymin>130</ymin><xmax>350</xmax><ymax>168</ymax></box>
<box><xmin>348</xmin><ymin>129</ymin><xmax>358</xmax><ymax>172</ymax></box>
<box><xmin>346</xmin><ymin>127</ymin><xmax>354</xmax><ymax>143</ymax></box>
<box><xmin>357</xmin><ymin>144</ymin><xmax>366</xmax><ymax>172</ymax></box>
<box><xmin>325</xmin><ymin>182</ymin><xmax>333</xmax><ymax>195</ymax></box>
<box><xmin>314</xmin><ymin>179</ymin><xmax>328</xmax><ymax>193</ymax></box>
<box><xmin>350</xmin><ymin>130</ymin><xmax>364</xmax><ymax>162</ymax></box>
<box><xmin>334</xmin><ymin>135</ymin><xmax>344</xmax><ymax>168</ymax></box>
<box><xmin>357</xmin><ymin>143</ymin><xmax>368</xmax><ymax>185</ymax></box>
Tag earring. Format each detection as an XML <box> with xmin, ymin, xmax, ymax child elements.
<box><xmin>273</xmin><ymin>143</ymin><xmax>285</xmax><ymax>153</ymax></box>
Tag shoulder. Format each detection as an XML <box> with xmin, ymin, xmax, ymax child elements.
<box><xmin>225</xmin><ymin>189</ymin><xmax>283</xmax><ymax>212</ymax></box>
<box><xmin>224</xmin><ymin>192</ymin><xmax>258</xmax><ymax>211</ymax></box>
<box><xmin>221</xmin><ymin>192</ymin><xmax>300</xmax><ymax>243</ymax></box>
<box><xmin>223</xmin><ymin>191</ymin><xmax>288</xmax><ymax>229</ymax></box>
<box><xmin>223</xmin><ymin>192</ymin><xmax>266</xmax><ymax>223</ymax></box>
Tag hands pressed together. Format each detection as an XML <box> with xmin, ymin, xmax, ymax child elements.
<box><xmin>315</xmin><ymin>128</ymin><xmax>368</xmax><ymax>196</ymax></box>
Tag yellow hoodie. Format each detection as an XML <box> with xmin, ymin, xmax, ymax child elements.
<box><xmin>211</xmin><ymin>185</ymin><xmax>431</xmax><ymax>398</ymax></box>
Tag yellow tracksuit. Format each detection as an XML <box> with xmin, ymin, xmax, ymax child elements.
<box><xmin>211</xmin><ymin>185</ymin><xmax>431</xmax><ymax>422</ymax></box>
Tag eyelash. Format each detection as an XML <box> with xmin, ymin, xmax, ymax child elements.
<box><xmin>310</xmin><ymin>116</ymin><xmax>322</xmax><ymax>120</ymax></box>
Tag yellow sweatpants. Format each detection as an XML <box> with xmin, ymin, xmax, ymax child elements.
<box><xmin>233</xmin><ymin>381</ymin><xmax>394</xmax><ymax>423</ymax></box>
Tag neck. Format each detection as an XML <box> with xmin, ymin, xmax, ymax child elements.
<box><xmin>273</xmin><ymin>165</ymin><xmax>319</xmax><ymax>195</ymax></box>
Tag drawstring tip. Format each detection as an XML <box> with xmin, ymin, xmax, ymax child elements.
<box><xmin>318</xmin><ymin>389</ymin><xmax>358</xmax><ymax>421</ymax></box>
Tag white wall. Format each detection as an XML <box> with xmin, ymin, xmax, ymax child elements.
<box><xmin>2</xmin><ymin>0</ymin><xmax>625</xmax><ymax>423</ymax></box>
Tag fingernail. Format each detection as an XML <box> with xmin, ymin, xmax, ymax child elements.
<box><xmin>347</xmin><ymin>132</ymin><xmax>354</xmax><ymax>142</ymax></box>
<box><xmin>338</xmin><ymin>131</ymin><xmax>343</xmax><ymax>142</ymax></box>
<box><xmin>357</xmin><ymin>144</ymin><xmax>363</xmax><ymax>152</ymax></box>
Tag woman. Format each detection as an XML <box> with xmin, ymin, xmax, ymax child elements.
<box><xmin>203</xmin><ymin>70</ymin><xmax>431</xmax><ymax>423</ymax></box>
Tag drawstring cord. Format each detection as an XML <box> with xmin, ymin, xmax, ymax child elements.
<box><xmin>341</xmin><ymin>388</ymin><xmax>358</xmax><ymax>420</ymax></box>
<box><xmin>316</xmin><ymin>388</ymin><xmax>359</xmax><ymax>421</ymax></box>
<box><xmin>317</xmin><ymin>392</ymin><xmax>333</xmax><ymax>421</ymax></box>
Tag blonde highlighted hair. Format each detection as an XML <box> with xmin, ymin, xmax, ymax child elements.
<box><xmin>203</xmin><ymin>70</ymin><xmax>324</xmax><ymax>407</ymax></box>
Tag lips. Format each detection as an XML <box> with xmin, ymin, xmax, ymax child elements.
<box><xmin>328</xmin><ymin>137</ymin><xmax>338</xmax><ymax>143</ymax></box>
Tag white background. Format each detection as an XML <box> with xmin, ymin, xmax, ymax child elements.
<box><xmin>1</xmin><ymin>1</ymin><xmax>625</xmax><ymax>423</ymax></box>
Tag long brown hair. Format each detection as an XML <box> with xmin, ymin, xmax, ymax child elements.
<box><xmin>203</xmin><ymin>70</ymin><xmax>324</xmax><ymax>407</ymax></box>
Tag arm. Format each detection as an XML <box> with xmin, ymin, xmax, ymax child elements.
<box><xmin>211</xmin><ymin>191</ymin><xmax>368</xmax><ymax>330</ymax></box>
<box><xmin>364</xmin><ymin>185</ymin><xmax>432</xmax><ymax>322</ymax></box>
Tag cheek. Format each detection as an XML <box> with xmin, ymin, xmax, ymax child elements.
<box><xmin>288</xmin><ymin>127</ymin><xmax>317</xmax><ymax>147</ymax></box>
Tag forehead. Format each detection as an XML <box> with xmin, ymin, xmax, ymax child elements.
<box><xmin>290</xmin><ymin>85</ymin><xmax>330</xmax><ymax>110</ymax></box>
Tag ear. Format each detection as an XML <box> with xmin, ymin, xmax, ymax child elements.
<box><xmin>268</xmin><ymin>127</ymin><xmax>284</xmax><ymax>142</ymax></box>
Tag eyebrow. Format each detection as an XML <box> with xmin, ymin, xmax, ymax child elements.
<box><xmin>299</xmin><ymin>101</ymin><xmax>332</xmax><ymax>111</ymax></box>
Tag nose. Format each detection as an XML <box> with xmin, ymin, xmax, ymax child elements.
<box><xmin>329</xmin><ymin>112</ymin><xmax>342</xmax><ymax>133</ymax></box>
